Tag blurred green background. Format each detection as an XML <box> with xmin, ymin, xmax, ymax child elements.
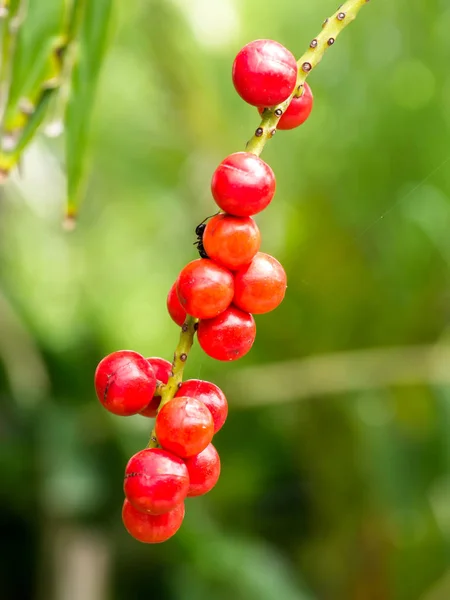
<box><xmin>2</xmin><ymin>0</ymin><xmax>450</xmax><ymax>598</ymax></box>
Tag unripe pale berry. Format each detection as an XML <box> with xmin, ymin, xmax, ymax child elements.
<box><xmin>211</xmin><ymin>152</ymin><xmax>275</xmax><ymax>217</ymax></box>
<box><xmin>185</xmin><ymin>444</ymin><xmax>221</xmax><ymax>497</ymax></box>
<box><xmin>124</xmin><ymin>448</ymin><xmax>189</xmax><ymax>514</ymax></box>
<box><xmin>140</xmin><ymin>357</ymin><xmax>172</xmax><ymax>417</ymax></box>
<box><xmin>156</xmin><ymin>396</ymin><xmax>214</xmax><ymax>458</ymax></box>
<box><xmin>197</xmin><ymin>305</ymin><xmax>256</xmax><ymax>361</ymax></box>
<box><xmin>122</xmin><ymin>498</ymin><xmax>184</xmax><ymax>544</ymax></box>
<box><xmin>233</xmin><ymin>252</ymin><xmax>287</xmax><ymax>314</ymax></box>
<box><xmin>232</xmin><ymin>39</ymin><xmax>298</xmax><ymax>107</ymax></box>
<box><xmin>176</xmin><ymin>259</ymin><xmax>234</xmax><ymax>319</ymax></box>
<box><xmin>258</xmin><ymin>82</ymin><xmax>314</xmax><ymax>130</ymax></box>
<box><xmin>203</xmin><ymin>214</ymin><xmax>261</xmax><ymax>271</ymax></box>
<box><xmin>167</xmin><ymin>281</ymin><xmax>187</xmax><ymax>326</ymax></box>
<box><xmin>94</xmin><ymin>350</ymin><xmax>156</xmax><ymax>416</ymax></box>
<box><xmin>175</xmin><ymin>379</ymin><xmax>228</xmax><ymax>433</ymax></box>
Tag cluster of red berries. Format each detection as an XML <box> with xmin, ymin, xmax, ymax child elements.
<box><xmin>167</xmin><ymin>40</ymin><xmax>313</xmax><ymax>361</ymax></box>
<box><xmin>95</xmin><ymin>350</ymin><xmax>227</xmax><ymax>543</ymax></box>
<box><xmin>94</xmin><ymin>38</ymin><xmax>313</xmax><ymax>544</ymax></box>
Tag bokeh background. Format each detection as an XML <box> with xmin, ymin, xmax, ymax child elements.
<box><xmin>2</xmin><ymin>0</ymin><xmax>450</xmax><ymax>598</ymax></box>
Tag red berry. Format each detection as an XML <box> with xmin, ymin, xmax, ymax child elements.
<box><xmin>232</xmin><ymin>39</ymin><xmax>297</xmax><ymax>107</ymax></box>
<box><xmin>167</xmin><ymin>281</ymin><xmax>187</xmax><ymax>326</ymax></box>
<box><xmin>122</xmin><ymin>498</ymin><xmax>184</xmax><ymax>543</ymax></box>
<box><xmin>176</xmin><ymin>259</ymin><xmax>234</xmax><ymax>319</ymax></box>
<box><xmin>203</xmin><ymin>214</ymin><xmax>261</xmax><ymax>271</ymax></box>
<box><xmin>175</xmin><ymin>380</ymin><xmax>228</xmax><ymax>433</ymax></box>
<box><xmin>233</xmin><ymin>252</ymin><xmax>287</xmax><ymax>314</ymax></box>
<box><xmin>211</xmin><ymin>152</ymin><xmax>275</xmax><ymax>217</ymax></box>
<box><xmin>197</xmin><ymin>305</ymin><xmax>256</xmax><ymax>361</ymax></box>
<box><xmin>185</xmin><ymin>444</ymin><xmax>221</xmax><ymax>497</ymax></box>
<box><xmin>259</xmin><ymin>82</ymin><xmax>313</xmax><ymax>130</ymax></box>
<box><xmin>124</xmin><ymin>448</ymin><xmax>189</xmax><ymax>515</ymax></box>
<box><xmin>156</xmin><ymin>396</ymin><xmax>214</xmax><ymax>458</ymax></box>
<box><xmin>94</xmin><ymin>350</ymin><xmax>156</xmax><ymax>416</ymax></box>
<box><xmin>140</xmin><ymin>357</ymin><xmax>172</xmax><ymax>418</ymax></box>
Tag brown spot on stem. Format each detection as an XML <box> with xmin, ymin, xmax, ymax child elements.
<box><xmin>337</xmin><ymin>12</ymin><xmax>346</xmax><ymax>20</ymax></box>
<box><xmin>255</xmin><ymin>127</ymin><xmax>264</xmax><ymax>137</ymax></box>
<box><xmin>310</xmin><ymin>39</ymin><xmax>318</xmax><ymax>49</ymax></box>
<box><xmin>302</xmin><ymin>62</ymin><xmax>312</xmax><ymax>72</ymax></box>
<box><xmin>327</xmin><ymin>38</ymin><xmax>335</xmax><ymax>46</ymax></box>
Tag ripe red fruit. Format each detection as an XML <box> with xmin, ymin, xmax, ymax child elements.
<box><xmin>156</xmin><ymin>396</ymin><xmax>214</xmax><ymax>458</ymax></box>
<box><xmin>197</xmin><ymin>305</ymin><xmax>256</xmax><ymax>361</ymax></box>
<box><xmin>211</xmin><ymin>152</ymin><xmax>275</xmax><ymax>217</ymax></box>
<box><xmin>185</xmin><ymin>444</ymin><xmax>221</xmax><ymax>497</ymax></box>
<box><xmin>124</xmin><ymin>448</ymin><xmax>189</xmax><ymax>514</ymax></box>
<box><xmin>258</xmin><ymin>82</ymin><xmax>314</xmax><ymax>130</ymax></box>
<box><xmin>232</xmin><ymin>39</ymin><xmax>297</xmax><ymax>107</ymax></box>
<box><xmin>122</xmin><ymin>499</ymin><xmax>184</xmax><ymax>544</ymax></box>
<box><xmin>176</xmin><ymin>259</ymin><xmax>234</xmax><ymax>319</ymax></box>
<box><xmin>94</xmin><ymin>350</ymin><xmax>156</xmax><ymax>416</ymax></box>
<box><xmin>175</xmin><ymin>380</ymin><xmax>228</xmax><ymax>433</ymax></box>
<box><xmin>140</xmin><ymin>357</ymin><xmax>172</xmax><ymax>418</ymax></box>
<box><xmin>167</xmin><ymin>281</ymin><xmax>187</xmax><ymax>326</ymax></box>
<box><xmin>203</xmin><ymin>214</ymin><xmax>261</xmax><ymax>271</ymax></box>
<box><xmin>233</xmin><ymin>252</ymin><xmax>287</xmax><ymax>314</ymax></box>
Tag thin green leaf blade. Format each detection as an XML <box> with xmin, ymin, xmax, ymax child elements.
<box><xmin>65</xmin><ymin>0</ymin><xmax>113</xmax><ymax>219</ymax></box>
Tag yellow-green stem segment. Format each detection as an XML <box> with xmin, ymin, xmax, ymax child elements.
<box><xmin>246</xmin><ymin>0</ymin><xmax>370</xmax><ymax>156</ymax></box>
<box><xmin>148</xmin><ymin>315</ymin><xmax>198</xmax><ymax>447</ymax></box>
<box><xmin>148</xmin><ymin>0</ymin><xmax>370</xmax><ymax>446</ymax></box>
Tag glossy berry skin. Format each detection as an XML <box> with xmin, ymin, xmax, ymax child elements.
<box><xmin>122</xmin><ymin>499</ymin><xmax>184</xmax><ymax>544</ymax></box>
<box><xmin>140</xmin><ymin>357</ymin><xmax>172</xmax><ymax>418</ymax></box>
<box><xmin>176</xmin><ymin>259</ymin><xmax>234</xmax><ymax>319</ymax></box>
<box><xmin>185</xmin><ymin>444</ymin><xmax>221</xmax><ymax>497</ymax></box>
<box><xmin>232</xmin><ymin>39</ymin><xmax>297</xmax><ymax>107</ymax></box>
<box><xmin>175</xmin><ymin>379</ymin><xmax>228</xmax><ymax>433</ymax></box>
<box><xmin>203</xmin><ymin>214</ymin><xmax>261</xmax><ymax>271</ymax></box>
<box><xmin>197</xmin><ymin>305</ymin><xmax>256</xmax><ymax>361</ymax></box>
<box><xmin>94</xmin><ymin>350</ymin><xmax>156</xmax><ymax>416</ymax></box>
<box><xmin>234</xmin><ymin>252</ymin><xmax>287</xmax><ymax>315</ymax></box>
<box><xmin>258</xmin><ymin>82</ymin><xmax>314</xmax><ymax>130</ymax></box>
<box><xmin>167</xmin><ymin>281</ymin><xmax>187</xmax><ymax>326</ymax></box>
<box><xmin>211</xmin><ymin>152</ymin><xmax>275</xmax><ymax>217</ymax></box>
<box><xmin>124</xmin><ymin>448</ymin><xmax>189</xmax><ymax>515</ymax></box>
<box><xmin>156</xmin><ymin>396</ymin><xmax>214</xmax><ymax>458</ymax></box>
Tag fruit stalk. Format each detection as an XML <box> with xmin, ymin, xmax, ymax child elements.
<box><xmin>148</xmin><ymin>314</ymin><xmax>198</xmax><ymax>448</ymax></box>
<box><xmin>246</xmin><ymin>0</ymin><xmax>369</xmax><ymax>156</ymax></box>
<box><xmin>148</xmin><ymin>0</ymin><xmax>369</xmax><ymax>447</ymax></box>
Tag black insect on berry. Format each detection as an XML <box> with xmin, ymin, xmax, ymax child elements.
<box><xmin>193</xmin><ymin>213</ymin><xmax>221</xmax><ymax>259</ymax></box>
<box><xmin>194</xmin><ymin>222</ymin><xmax>208</xmax><ymax>258</ymax></box>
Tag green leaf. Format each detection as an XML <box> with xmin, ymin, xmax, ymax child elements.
<box><xmin>65</xmin><ymin>0</ymin><xmax>113</xmax><ymax>218</ymax></box>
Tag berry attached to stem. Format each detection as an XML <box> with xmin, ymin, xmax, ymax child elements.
<box><xmin>155</xmin><ymin>396</ymin><xmax>214</xmax><ymax>458</ymax></box>
<box><xmin>211</xmin><ymin>152</ymin><xmax>276</xmax><ymax>217</ymax></box>
<box><xmin>122</xmin><ymin>499</ymin><xmax>185</xmax><ymax>544</ymax></box>
<box><xmin>140</xmin><ymin>357</ymin><xmax>172</xmax><ymax>417</ymax></box>
<box><xmin>124</xmin><ymin>448</ymin><xmax>189</xmax><ymax>514</ymax></box>
<box><xmin>185</xmin><ymin>444</ymin><xmax>221</xmax><ymax>497</ymax></box>
<box><xmin>232</xmin><ymin>39</ymin><xmax>297</xmax><ymax>107</ymax></box>
<box><xmin>175</xmin><ymin>379</ymin><xmax>228</xmax><ymax>433</ymax></box>
<box><xmin>258</xmin><ymin>82</ymin><xmax>314</xmax><ymax>130</ymax></box>
<box><xmin>176</xmin><ymin>259</ymin><xmax>234</xmax><ymax>319</ymax></box>
<box><xmin>94</xmin><ymin>350</ymin><xmax>157</xmax><ymax>416</ymax></box>
<box><xmin>167</xmin><ymin>281</ymin><xmax>187</xmax><ymax>326</ymax></box>
<box><xmin>203</xmin><ymin>213</ymin><xmax>261</xmax><ymax>271</ymax></box>
<box><xmin>233</xmin><ymin>252</ymin><xmax>287</xmax><ymax>314</ymax></box>
<box><xmin>197</xmin><ymin>305</ymin><xmax>256</xmax><ymax>361</ymax></box>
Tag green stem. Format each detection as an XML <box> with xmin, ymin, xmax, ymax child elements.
<box><xmin>246</xmin><ymin>0</ymin><xmax>370</xmax><ymax>156</ymax></box>
<box><xmin>148</xmin><ymin>315</ymin><xmax>198</xmax><ymax>448</ymax></box>
<box><xmin>147</xmin><ymin>0</ymin><xmax>370</xmax><ymax>447</ymax></box>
